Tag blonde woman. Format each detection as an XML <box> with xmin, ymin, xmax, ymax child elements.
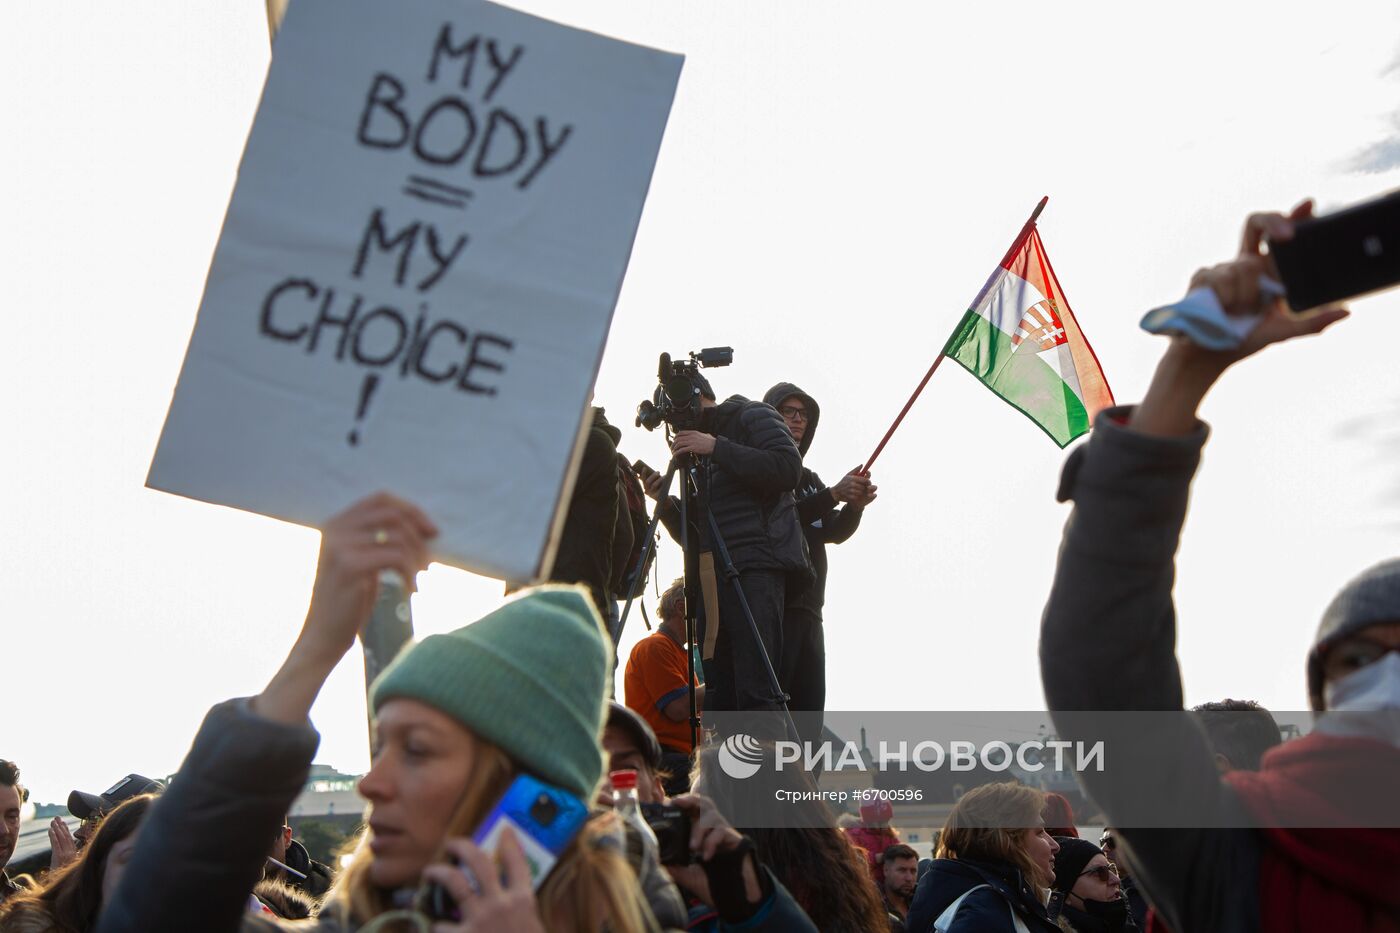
<box><xmin>91</xmin><ymin>494</ymin><xmax>668</xmax><ymax>933</ymax></box>
<box><xmin>904</xmin><ymin>782</ymin><xmax>1062</xmax><ymax>933</ymax></box>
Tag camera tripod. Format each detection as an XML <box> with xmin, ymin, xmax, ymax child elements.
<box><xmin>616</xmin><ymin>451</ymin><xmax>799</xmax><ymax>751</ymax></box>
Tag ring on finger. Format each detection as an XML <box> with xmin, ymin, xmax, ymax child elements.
<box><xmin>373</xmin><ymin>528</ymin><xmax>390</xmax><ymax>546</ymax></box>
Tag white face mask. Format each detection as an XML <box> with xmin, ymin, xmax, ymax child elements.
<box><xmin>1318</xmin><ymin>653</ymin><xmax>1400</xmax><ymax>747</ymax></box>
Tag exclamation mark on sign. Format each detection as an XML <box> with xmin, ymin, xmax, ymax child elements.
<box><xmin>348</xmin><ymin>373</ymin><xmax>379</xmax><ymax>447</ymax></box>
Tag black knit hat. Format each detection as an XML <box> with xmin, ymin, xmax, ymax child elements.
<box><xmin>1051</xmin><ymin>836</ymin><xmax>1103</xmax><ymax>895</ymax></box>
<box><xmin>1308</xmin><ymin>559</ymin><xmax>1400</xmax><ymax>710</ymax></box>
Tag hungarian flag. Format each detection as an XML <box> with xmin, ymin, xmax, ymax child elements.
<box><xmin>942</xmin><ymin>223</ymin><xmax>1113</xmax><ymax>447</ymax></box>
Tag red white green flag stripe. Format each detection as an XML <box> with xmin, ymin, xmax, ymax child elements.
<box><xmin>941</xmin><ymin>220</ymin><xmax>1113</xmax><ymax>447</ymax></box>
<box><xmin>861</xmin><ymin>199</ymin><xmax>1113</xmax><ymax>471</ymax></box>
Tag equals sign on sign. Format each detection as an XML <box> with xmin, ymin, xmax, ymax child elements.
<box><xmin>403</xmin><ymin>175</ymin><xmax>474</xmax><ymax>209</ymax></box>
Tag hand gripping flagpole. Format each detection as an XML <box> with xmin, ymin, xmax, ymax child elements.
<box><xmin>860</xmin><ymin>196</ymin><xmax>1049</xmax><ymax>474</ymax></box>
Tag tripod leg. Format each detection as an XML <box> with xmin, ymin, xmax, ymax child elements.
<box><xmin>615</xmin><ymin>462</ymin><xmax>679</xmax><ymax>648</ymax></box>
<box><xmin>703</xmin><ymin>511</ymin><xmax>803</xmax><ymax>747</ymax></box>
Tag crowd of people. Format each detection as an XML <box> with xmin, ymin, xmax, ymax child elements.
<box><xmin>2</xmin><ymin>207</ymin><xmax>1398</xmax><ymax>931</ymax></box>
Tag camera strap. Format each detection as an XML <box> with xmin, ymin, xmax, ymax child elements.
<box><xmin>699</xmin><ymin>551</ymin><xmax>720</xmax><ymax>660</ymax></box>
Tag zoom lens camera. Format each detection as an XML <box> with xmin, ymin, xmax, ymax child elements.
<box><xmin>635</xmin><ymin>347</ymin><xmax>733</xmax><ymax>433</ymax></box>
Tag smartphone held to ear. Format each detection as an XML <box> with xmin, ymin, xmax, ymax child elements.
<box><xmin>422</xmin><ymin>774</ymin><xmax>588</xmax><ymax>920</ymax></box>
<box><xmin>1270</xmin><ymin>190</ymin><xmax>1400</xmax><ymax>313</ymax></box>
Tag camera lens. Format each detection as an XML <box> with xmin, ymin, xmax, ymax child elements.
<box><xmin>530</xmin><ymin>793</ymin><xmax>558</xmax><ymax>826</ymax></box>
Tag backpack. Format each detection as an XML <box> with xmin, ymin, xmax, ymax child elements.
<box><xmin>610</xmin><ymin>453</ymin><xmax>655</xmax><ymax>601</ymax></box>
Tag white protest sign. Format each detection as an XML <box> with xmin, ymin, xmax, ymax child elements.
<box><xmin>147</xmin><ymin>0</ymin><xmax>682</xmax><ymax>581</ymax></box>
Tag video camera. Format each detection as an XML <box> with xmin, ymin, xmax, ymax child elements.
<box><xmin>635</xmin><ymin>347</ymin><xmax>733</xmax><ymax>433</ymax></box>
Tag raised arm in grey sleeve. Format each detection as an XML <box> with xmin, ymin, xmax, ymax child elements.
<box><xmin>1040</xmin><ymin>409</ymin><xmax>1257</xmax><ymax>933</ymax></box>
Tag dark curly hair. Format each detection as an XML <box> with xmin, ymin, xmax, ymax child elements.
<box><xmin>0</xmin><ymin>759</ymin><xmax>27</xmax><ymax>804</ymax></box>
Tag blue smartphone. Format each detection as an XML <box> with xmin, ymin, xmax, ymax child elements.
<box><xmin>422</xmin><ymin>774</ymin><xmax>589</xmax><ymax>920</ymax></box>
<box><xmin>472</xmin><ymin>773</ymin><xmax>589</xmax><ymax>889</ymax></box>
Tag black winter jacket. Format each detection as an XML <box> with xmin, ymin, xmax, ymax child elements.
<box><xmin>660</xmin><ymin>396</ymin><xmax>810</xmax><ymax>580</ymax></box>
<box><xmin>280</xmin><ymin>839</ymin><xmax>333</xmax><ymax>899</ymax></box>
<box><xmin>905</xmin><ymin>858</ymin><xmax>1060</xmax><ymax>933</ymax></box>
<box><xmin>762</xmin><ymin>383</ymin><xmax>863</xmax><ymax>612</ymax></box>
<box><xmin>550</xmin><ymin>406</ymin><xmax>621</xmax><ymax>617</ymax></box>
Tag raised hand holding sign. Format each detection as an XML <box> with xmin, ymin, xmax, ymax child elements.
<box><xmin>148</xmin><ymin>0</ymin><xmax>682</xmax><ymax>581</ymax></box>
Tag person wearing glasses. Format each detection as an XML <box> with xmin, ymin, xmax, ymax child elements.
<box><xmin>761</xmin><ymin>382</ymin><xmax>876</xmax><ymax>748</ymax></box>
<box><xmin>1049</xmin><ymin>837</ymin><xmax>1137</xmax><ymax>933</ymax></box>
<box><xmin>1095</xmin><ymin>831</ymin><xmax>1147</xmax><ymax>930</ymax></box>
<box><xmin>642</xmin><ymin>374</ymin><xmax>811</xmax><ymax>715</ymax></box>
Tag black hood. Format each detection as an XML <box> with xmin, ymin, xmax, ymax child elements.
<box><xmin>592</xmin><ymin>406</ymin><xmax>622</xmax><ymax>445</ymax></box>
<box><xmin>284</xmin><ymin>838</ymin><xmax>312</xmax><ymax>875</ymax></box>
<box><xmin>762</xmin><ymin>382</ymin><xmax>819</xmax><ymax>455</ymax></box>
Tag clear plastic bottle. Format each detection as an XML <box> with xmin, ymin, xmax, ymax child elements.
<box><xmin>609</xmin><ymin>768</ymin><xmax>658</xmax><ymax>848</ymax></box>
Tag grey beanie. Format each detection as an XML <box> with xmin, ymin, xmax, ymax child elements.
<box><xmin>1308</xmin><ymin>559</ymin><xmax>1400</xmax><ymax>710</ymax></box>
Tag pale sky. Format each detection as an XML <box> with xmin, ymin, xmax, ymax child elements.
<box><xmin>4</xmin><ymin>2</ymin><xmax>1399</xmax><ymax>808</ymax></box>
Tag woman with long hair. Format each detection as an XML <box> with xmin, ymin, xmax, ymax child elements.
<box><xmin>690</xmin><ymin>742</ymin><xmax>890</xmax><ymax>933</ymax></box>
<box><xmin>90</xmin><ymin>494</ymin><xmax>665</xmax><ymax>933</ymax></box>
<box><xmin>903</xmin><ymin>782</ymin><xmax>1063</xmax><ymax>933</ymax></box>
<box><xmin>0</xmin><ymin>795</ymin><xmax>153</xmax><ymax>933</ymax></box>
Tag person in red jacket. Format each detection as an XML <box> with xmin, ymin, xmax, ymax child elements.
<box><xmin>843</xmin><ymin>798</ymin><xmax>901</xmax><ymax>887</ymax></box>
<box><xmin>1041</xmin><ymin>204</ymin><xmax>1400</xmax><ymax>933</ymax></box>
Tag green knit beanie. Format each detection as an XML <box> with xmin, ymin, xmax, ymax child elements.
<box><xmin>369</xmin><ymin>585</ymin><xmax>612</xmax><ymax>799</ymax></box>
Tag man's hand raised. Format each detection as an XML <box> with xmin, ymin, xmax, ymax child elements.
<box><xmin>831</xmin><ymin>467</ymin><xmax>877</xmax><ymax>507</ymax></box>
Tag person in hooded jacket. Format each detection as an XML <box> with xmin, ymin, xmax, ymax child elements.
<box><xmin>1048</xmin><ymin>838</ymin><xmax>1137</xmax><ymax>933</ymax></box>
<box><xmin>1040</xmin><ymin>205</ymin><xmax>1400</xmax><ymax>933</ymax></box>
<box><xmin>643</xmin><ymin>376</ymin><xmax>809</xmax><ymax>713</ymax></box>
<box><xmin>761</xmin><ymin>383</ymin><xmax>875</xmax><ymax>747</ymax></box>
<box><xmin>905</xmin><ymin>782</ymin><xmax>1062</xmax><ymax>933</ymax></box>
<box><xmin>549</xmin><ymin>406</ymin><xmax>624</xmax><ymax>622</ymax></box>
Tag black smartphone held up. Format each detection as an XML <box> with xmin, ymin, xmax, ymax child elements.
<box><xmin>1270</xmin><ymin>190</ymin><xmax>1400</xmax><ymax>313</ymax></box>
<box><xmin>632</xmin><ymin>459</ymin><xmax>656</xmax><ymax>481</ymax></box>
<box><xmin>640</xmin><ymin>802</ymin><xmax>693</xmax><ymax>865</ymax></box>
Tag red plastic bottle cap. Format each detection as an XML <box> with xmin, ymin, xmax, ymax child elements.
<box><xmin>609</xmin><ymin>769</ymin><xmax>639</xmax><ymax>790</ymax></box>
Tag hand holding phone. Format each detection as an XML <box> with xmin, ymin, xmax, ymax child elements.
<box><xmin>1269</xmin><ymin>190</ymin><xmax>1400</xmax><ymax>312</ymax></box>
<box><xmin>634</xmin><ymin>459</ymin><xmax>663</xmax><ymax>500</ymax></box>
<box><xmin>421</xmin><ymin>774</ymin><xmax>587</xmax><ymax>921</ymax></box>
<box><xmin>420</xmin><ymin>831</ymin><xmax>547</xmax><ymax>932</ymax></box>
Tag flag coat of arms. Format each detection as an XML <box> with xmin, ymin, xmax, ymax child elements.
<box><xmin>942</xmin><ymin>226</ymin><xmax>1113</xmax><ymax>447</ymax></box>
